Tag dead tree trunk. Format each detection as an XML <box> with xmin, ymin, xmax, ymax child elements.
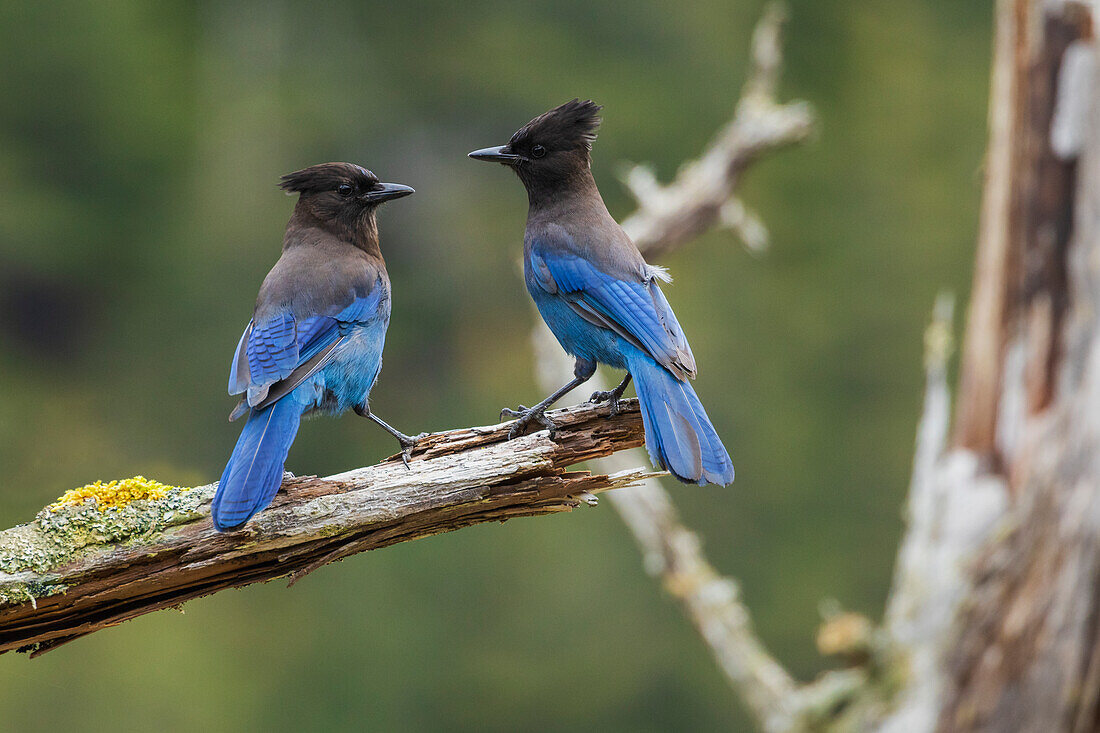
<box><xmin>937</xmin><ymin>1</ymin><xmax>1098</xmax><ymax>730</ymax></box>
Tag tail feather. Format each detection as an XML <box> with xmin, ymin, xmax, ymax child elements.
<box><xmin>212</xmin><ymin>398</ymin><xmax>302</xmax><ymax>531</ymax></box>
<box><xmin>628</xmin><ymin>352</ymin><xmax>734</xmax><ymax>486</ymax></box>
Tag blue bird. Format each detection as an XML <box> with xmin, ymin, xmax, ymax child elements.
<box><xmin>469</xmin><ymin>100</ymin><xmax>734</xmax><ymax>486</ymax></box>
<box><xmin>213</xmin><ymin>162</ymin><xmax>423</xmax><ymax>531</ymax></box>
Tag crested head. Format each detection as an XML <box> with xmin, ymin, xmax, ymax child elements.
<box><xmin>509</xmin><ymin>99</ymin><xmax>602</xmax><ymax>156</ymax></box>
<box><xmin>467</xmin><ymin>99</ymin><xmax>604</xmax><ymax>204</ymax></box>
<box><xmin>278</xmin><ymin>162</ymin><xmax>414</xmax><ymax>249</ymax></box>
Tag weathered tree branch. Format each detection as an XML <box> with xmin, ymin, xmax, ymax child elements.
<box><xmin>0</xmin><ymin>400</ymin><xmax>653</xmax><ymax>656</ymax></box>
<box><xmin>619</xmin><ymin>1</ymin><xmax>814</xmax><ymax>257</ymax></box>
<box><xmin>875</xmin><ymin>296</ymin><xmax>1009</xmax><ymax>733</ymax></box>
<box><xmin>603</xmin><ymin>469</ymin><xmax>807</xmax><ymax>731</ymax></box>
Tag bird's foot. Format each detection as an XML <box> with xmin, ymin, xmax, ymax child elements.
<box><xmin>395</xmin><ymin>432</ymin><xmax>429</xmax><ymax>469</ymax></box>
<box><xmin>588</xmin><ymin>389</ymin><xmax>624</xmax><ymax>417</ymax></box>
<box><xmin>500</xmin><ymin>405</ymin><xmax>556</xmax><ymax>440</ymax></box>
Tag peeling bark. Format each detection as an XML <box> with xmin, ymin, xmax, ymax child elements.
<box><xmin>937</xmin><ymin>2</ymin><xmax>1099</xmax><ymax>731</ymax></box>
<box><xmin>0</xmin><ymin>401</ymin><xmax>651</xmax><ymax>656</ymax></box>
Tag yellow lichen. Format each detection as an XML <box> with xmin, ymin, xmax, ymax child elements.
<box><xmin>0</xmin><ymin>478</ymin><xmax>208</xmax><ymax>578</ymax></box>
<box><xmin>48</xmin><ymin>476</ymin><xmax>189</xmax><ymax>512</ymax></box>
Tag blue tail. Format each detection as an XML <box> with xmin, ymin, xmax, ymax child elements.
<box><xmin>212</xmin><ymin>398</ymin><xmax>302</xmax><ymax>531</ymax></box>
<box><xmin>627</xmin><ymin>352</ymin><xmax>735</xmax><ymax>486</ymax></box>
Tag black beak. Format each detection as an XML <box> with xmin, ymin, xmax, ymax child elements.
<box><xmin>468</xmin><ymin>145</ymin><xmax>521</xmax><ymax>164</ymax></box>
<box><xmin>365</xmin><ymin>182</ymin><xmax>415</xmax><ymax>203</ymax></box>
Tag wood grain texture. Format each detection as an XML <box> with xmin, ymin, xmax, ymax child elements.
<box><xmin>0</xmin><ymin>400</ymin><xmax>651</xmax><ymax>657</ymax></box>
<box><xmin>939</xmin><ymin>4</ymin><xmax>1100</xmax><ymax>729</ymax></box>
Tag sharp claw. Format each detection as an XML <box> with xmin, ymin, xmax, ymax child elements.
<box><xmin>501</xmin><ymin>405</ymin><xmax>556</xmax><ymax>440</ymax></box>
<box><xmin>588</xmin><ymin>388</ymin><xmax>626</xmax><ymax>417</ymax></box>
<box><xmin>507</xmin><ymin>415</ymin><xmax>529</xmax><ymax>440</ymax></box>
<box><xmin>588</xmin><ymin>389</ymin><xmax>620</xmax><ymax>415</ymax></box>
<box><xmin>398</xmin><ymin>432</ymin><xmax>428</xmax><ymax>470</ymax></box>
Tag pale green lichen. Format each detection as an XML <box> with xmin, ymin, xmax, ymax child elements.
<box><xmin>0</xmin><ymin>580</ymin><xmax>68</xmax><ymax>608</ymax></box>
<box><xmin>0</xmin><ymin>477</ymin><xmax>214</xmax><ymax>597</ymax></box>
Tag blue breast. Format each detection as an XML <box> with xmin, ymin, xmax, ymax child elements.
<box><xmin>289</xmin><ymin>316</ymin><xmax>388</xmax><ymax>417</ymax></box>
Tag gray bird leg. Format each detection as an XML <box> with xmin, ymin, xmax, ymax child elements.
<box><xmin>501</xmin><ymin>358</ymin><xmax>597</xmax><ymax>440</ymax></box>
<box><xmin>354</xmin><ymin>404</ymin><xmax>427</xmax><ymax>469</ymax></box>
<box><xmin>588</xmin><ymin>373</ymin><xmax>632</xmax><ymax>416</ymax></box>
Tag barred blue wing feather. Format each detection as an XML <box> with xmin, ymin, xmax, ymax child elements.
<box><xmin>250</xmin><ymin>288</ymin><xmax>387</xmax><ymax>412</ymax></box>
<box><xmin>247</xmin><ymin>312</ymin><xmax>298</xmax><ymax>388</ymax></box>
<box><xmin>227</xmin><ymin>279</ymin><xmax>387</xmax><ymax>412</ymax></box>
<box><xmin>528</xmin><ymin>244</ymin><xmax>696</xmax><ymax>380</ymax></box>
<box><xmin>526</xmin><ymin>242</ymin><xmax>732</xmax><ymax>485</ymax></box>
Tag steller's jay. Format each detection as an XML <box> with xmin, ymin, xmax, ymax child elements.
<box><xmin>469</xmin><ymin>100</ymin><xmax>734</xmax><ymax>486</ymax></box>
<box><xmin>213</xmin><ymin>162</ymin><xmax>424</xmax><ymax>531</ymax></box>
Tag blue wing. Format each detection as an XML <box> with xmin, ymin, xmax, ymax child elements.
<box><xmin>528</xmin><ymin>242</ymin><xmax>696</xmax><ymax>380</ymax></box>
<box><xmin>227</xmin><ymin>283</ymin><xmax>386</xmax><ymax>418</ymax></box>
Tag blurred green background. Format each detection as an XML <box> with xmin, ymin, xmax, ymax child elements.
<box><xmin>0</xmin><ymin>1</ymin><xmax>989</xmax><ymax>730</ymax></box>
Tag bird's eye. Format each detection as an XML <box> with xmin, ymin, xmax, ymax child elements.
<box><xmin>337</xmin><ymin>184</ymin><xmax>354</xmax><ymax>197</ymax></box>
<box><xmin>530</xmin><ymin>144</ymin><xmax>547</xmax><ymax>159</ymax></box>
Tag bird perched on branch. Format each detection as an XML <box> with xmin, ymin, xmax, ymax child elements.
<box><xmin>213</xmin><ymin>163</ymin><xmax>424</xmax><ymax>531</ymax></box>
<box><xmin>469</xmin><ymin>100</ymin><xmax>734</xmax><ymax>485</ymax></box>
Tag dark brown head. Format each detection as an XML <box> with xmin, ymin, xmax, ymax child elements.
<box><xmin>279</xmin><ymin>162</ymin><xmax>413</xmax><ymax>242</ymax></box>
<box><xmin>468</xmin><ymin>99</ymin><xmax>602</xmax><ymax>200</ymax></box>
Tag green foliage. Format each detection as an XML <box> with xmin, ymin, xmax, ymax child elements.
<box><xmin>0</xmin><ymin>0</ymin><xmax>991</xmax><ymax>729</ymax></box>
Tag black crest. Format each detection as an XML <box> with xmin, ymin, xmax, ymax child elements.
<box><xmin>279</xmin><ymin>162</ymin><xmax>379</xmax><ymax>194</ymax></box>
<box><xmin>511</xmin><ymin>99</ymin><xmax>603</xmax><ymax>153</ymax></box>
